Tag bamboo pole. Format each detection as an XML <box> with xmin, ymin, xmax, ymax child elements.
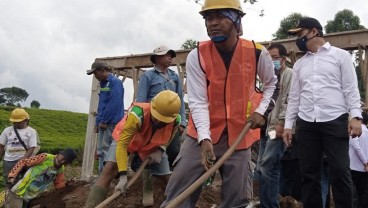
<box><xmin>165</xmin><ymin>122</ymin><xmax>253</xmax><ymax>208</ymax></box>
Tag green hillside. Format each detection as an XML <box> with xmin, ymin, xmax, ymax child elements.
<box><xmin>0</xmin><ymin>106</ymin><xmax>88</xmax><ymax>190</ymax></box>
<box><xmin>0</xmin><ymin>106</ymin><xmax>88</xmax><ymax>154</ymax></box>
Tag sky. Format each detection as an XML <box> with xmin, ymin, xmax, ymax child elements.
<box><xmin>0</xmin><ymin>0</ymin><xmax>367</xmax><ymax>113</ymax></box>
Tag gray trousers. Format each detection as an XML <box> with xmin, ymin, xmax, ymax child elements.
<box><xmin>3</xmin><ymin>160</ymin><xmax>18</xmax><ymax>184</ymax></box>
<box><xmin>161</xmin><ymin>134</ymin><xmax>251</xmax><ymax>208</ymax></box>
<box><xmin>4</xmin><ymin>191</ymin><xmax>23</xmax><ymax>208</ymax></box>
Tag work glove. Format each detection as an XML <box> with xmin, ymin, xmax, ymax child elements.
<box><xmin>148</xmin><ymin>149</ymin><xmax>163</xmax><ymax>165</ymax></box>
<box><xmin>7</xmin><ymin>177</ymin><xmax>15</xmax><ymax>186</ymax></box>
<box><xmin>114</xmin><ymin>175</ymin><xmax>127</xmax><ymax>193</ymax></box>
<box><xmin>247</xmin><ymin>112</ymin><xmax>266</xmax><ymax>129</ymax></box>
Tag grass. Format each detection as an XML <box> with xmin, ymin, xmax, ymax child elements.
<box><xmin>0</xmin><ymin>106</ymin><xmax>88</xmax><ymax>190</ymax></box>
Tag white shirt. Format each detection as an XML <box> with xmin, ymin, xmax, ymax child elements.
<box><xmin>285</xmin><ymin>42</ymin><xmax>361</xmax><ymax>129</ymax></box>
<box><xmin>0</xmin><ymin>126</ymin><xmax>38</xmax><ymax>161</ymax></box>
<box><xmin>349</xmin><ymin>124</ymin><xmax>368</xmax><ymax>172</ymax></box>
<box><xmin>187</xmin><ymin>44</ymin><xmax>277</xmax><ymax>143</ymax></box>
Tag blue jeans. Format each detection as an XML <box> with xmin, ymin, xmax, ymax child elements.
<box><xmin>257</xmin><ymin>135</ymin><xmax>286</xmax><ymax>208</ymax></box>
<box><xmin>97</xmin><ymin>124</ymin><xmax>115</xmax><ymax>173</ymax></box>
<box><xmin>321</xmin><ymin>162</ymin><xmax>329</xmax><ymax>208</ymax></box>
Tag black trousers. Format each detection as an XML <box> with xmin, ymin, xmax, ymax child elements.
<box><xmin>279</xmin><ymin>159</ymin><xmax>301</xmax><ymax>200</ymax></box>
<box><xmin>351</xmin><ymin>170</ymin><xmax>368</xmax><ymax>208</ymax></box>
<box><xmin>295</xmin><ymin>113</ymin><xmax>353</xmax><ymax>208</ymax></box>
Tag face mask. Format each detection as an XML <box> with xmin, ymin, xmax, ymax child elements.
<box><xmin>273</xmin><ymin>60</ymin><xmax>281</xmax><ymax>71</ymax></box>
<box><xmin>296</xmin><ymin>31</ymin><xmax>318</xmax><ymax>52</ymax></box>
<box><xmin>296</xmin><ymin>35</ymin><xmax>309</xmax><ymax>52</ymax></box>
<box><xmin>211</xmin><ymin>35</ymin><xmax>228</xmax><ymax>43</ymax></box>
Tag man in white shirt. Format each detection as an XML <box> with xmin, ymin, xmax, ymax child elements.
<box><xmin>349</xmin><ymin>112</ymin><xmax>368</xmax><ymax>208</ymax></box>
<box><xmin>283</xmin><ymin>17</ymin><xmax>362</xmax><ymax>208</ymax></box>
<box><xmin>0</xmin><ymin>108</ymin><xmax>38</xmax><ymax>183</ymax></box>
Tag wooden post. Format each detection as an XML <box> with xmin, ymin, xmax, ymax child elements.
<box><xmin>176</xmin><ymin>64</ymin><xmax>187</xmax><ymax>94</ymax></box>
<box><xmin>81</xmin><ymin>77</ymin><xmax>99</xmax><ymax>181</ymax></box>
<box><xmin>358</xmin><ymin>46</ymin><xmax>365</xmax><ymax>86</ymax></box>
<box><xmin>364</xmin><ymin>48</ymin><xmax>368</xmax><ymax>106</ymax></box>
<box><xmin>132</xmin><ymin>67</ymin><xmax>138</xmax><ymax>102</ymax></box>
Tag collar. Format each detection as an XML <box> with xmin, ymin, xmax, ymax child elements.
<box><xmin>100</xmin><ymin>73</ymin><xmax>113</xmax><ymax>84</ymax></box>
<box><xmin>307</xmin><ymin>42</ymin><xmax>331</xmax><ymax>55</ymax></box>
<box><xmin>154</xmin><ymin>66</ymin><xmax>170</xmax><ymax>74</ymax></box>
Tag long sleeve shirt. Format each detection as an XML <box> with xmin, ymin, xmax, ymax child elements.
<box><xmin>136</xmin><ymin>67</ymin><xmax>187</xmax><ymax>127</ymax></box>
<box><xmin>8</xmin><ymin>153</ymin><xmax>65</xmax><ymax>201</ymax></box>
<box><xmin>285</xmin><ymin>42</ymin><xmax>361</xmax><ymax>129</ymax></box>
<box><xmin>186</xmin><ymin>45</ymin><xmax>277</xmax><ymax>143</ymax></box>
<box><xmin>349</xmin><ymin>124</ymin><xmax>368</xmax><ymax>172</ymax></box>
<box><xmin>267</xmin><ymin>67</ymin><xmax>293</xmax><ymax>131</ymax></box>
<box><xmin>116</xmin><ymin>106</ymin><xmax>180</xmax><ymax>172</ymax></box>
<box><xmin>96</xmin><ymin>73</ymin><xmax>124</xmax><ymax>126</ymax></box>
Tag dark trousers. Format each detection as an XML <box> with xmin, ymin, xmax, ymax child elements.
<box><xmin>351</xmin><ymin>170</ymin><xmax>368</xmax><ymax>208</ymax></box>
<box><xmin>166</xmin><ymin>131</ymin><xmax>181</xmax><ymax>170</ymax></box>
<box><xmin>279</xmin><ymin>159</ymin><xmax>301</xmax><ymax>201</ymax></box>
<box><xmin>295</xmin><ymin>114</ymin><xmax>353</xmax><ymax>208</ymax></box>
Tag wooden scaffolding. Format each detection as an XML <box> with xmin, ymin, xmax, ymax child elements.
<box><xmin>81</xmin><ymin>29</ymin><xmax>368</xmax><ymax>181</ymax></box>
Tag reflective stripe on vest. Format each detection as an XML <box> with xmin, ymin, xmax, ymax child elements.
<box><xmin>186</xmin><ymin>39</ymin><xmax>262</xmax><ymax>150</ymax></box>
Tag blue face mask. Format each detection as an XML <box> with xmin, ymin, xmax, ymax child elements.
<box><xmin>273</xmin><ymin>60</ymin><xmax>281</xmax><ymax>71</ymax></box>
<box><xmin>211</xmin><ymin>35</ymin><xmax>228</xmax><ymax>43</ymax></box>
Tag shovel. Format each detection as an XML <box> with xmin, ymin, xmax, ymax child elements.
<box><xmin>165</xmin><ymin>121</ymin><xmax>253</xmax><ymax>208</ymax></box>
<box><xmin>95</xmin><ymin>158</ymin><xmax>150</xmax><ymax>208</ymax></box>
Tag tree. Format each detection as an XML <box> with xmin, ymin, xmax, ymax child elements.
<box><xmin>325</xmin><ymin>9</ymin><xmax>365</xmax><ymax>33</ymax></box>
<box><xmin>0</xmin><ymin>86</ymin><xmax>29</xmax><ymax>106</ymax></box>
<box><xmin>0</xmin><ymin>95</ymin><xmax>5</xmax><ymax>105</ymax></box>
<box><xmin>30</xmin><ymin>100</ymin><xmax>41</xmax><ymax>108</ymax></box>
<box><xmin>181</xmin><ymin>39</ymin><xmax>198</xmax><ymax>50</ymax></box>
<box><xmin>324</xmin><ymin>10</ymin><xmax>366</xmax><ymax>100</ymax></box>
<box><xmin>272</xmin><ymin>13</ymin><xmax>305</xmax><ymax>40</ymax></box>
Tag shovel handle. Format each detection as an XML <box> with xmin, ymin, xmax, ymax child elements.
<box><xmin>95</xmin><ymin>158</ymin><xmax>150</xmax><ymax>208</ymax></box>
<box><xmin>165</xmin><ymin>121</ymin><xmax>253</xmax><ymax>208</ymax></box>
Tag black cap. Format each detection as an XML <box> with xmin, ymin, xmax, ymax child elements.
<box><xmin>60</xmin><ymin>148</ymin><xmax>77</xmax><ymax>164</ymax></box>
<box><xmin>288</xmin><ymin>17</ymin><xmax>323</xmax><ymax>35</ymax></box>
<box><xmin>86</xmin><ymin>61</ymin><xmax>110</xmax><ymax>75</ymax></box>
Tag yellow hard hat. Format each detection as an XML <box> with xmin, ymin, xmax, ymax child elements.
<box><xmin>9</xmin><ymin>108</ymin><xmax>30</xmax><ymax>122</ymax></box>
<box><xmin>200</xmin><ymin>0</ymin><xmax>245</xmax><ymax>17</ymax></box>
<box><xmin>150</xmin><ymin>90</ymin><xmax>181</xmax><ymax>123</ymax></box>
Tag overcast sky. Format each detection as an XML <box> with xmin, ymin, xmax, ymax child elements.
<box><xmin>1</xmin><ymin>0</ymin><xmax>367</xmax><ymax>113</ymax></box>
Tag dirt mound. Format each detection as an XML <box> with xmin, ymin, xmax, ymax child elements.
<box><xmin>29</xmin><ymin>177</ymin><xmax>221</xmax><ymax>208</ymax></box>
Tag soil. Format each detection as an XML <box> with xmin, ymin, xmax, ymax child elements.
<box><xmin>28</xmin><ymin>144</ymin><xmax>317</xmax><ymax>208</ymax></box>
<box><xmin>29</xmin><ymin>173</ymin><xmax>309</xmax><ymax>208</ymax></box>
<box><xmin>29</xmin><ymin>175</ymin><xmax>222</xmax><ymax>208</ymax></box>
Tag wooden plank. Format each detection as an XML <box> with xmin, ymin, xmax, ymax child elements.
<box><xmin>259</xmin><ymin>29</ymin><xmax>368</xmax><ymax>55</ymax></box>
<box><xmin>82</xmin><ymin>29</ymin><xmax>368</xmax><ymax>181</ymax></box>
<box><xmin>81</xmin><ymin>77</ymin><xmax>99</xmax><ymax>181</ymax></box>
<box><xmin>94</xmin><ymin>30</ymin><xmax>368</xmax><ymax>79</ymax></box>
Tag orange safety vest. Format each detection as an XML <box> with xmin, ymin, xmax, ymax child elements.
<box><xmin>112</xmin><ymin>103</ymin><xmax>176</xmax><ymax>160</ymax></box>
<box><xmin>186</xmin><ymin>39</ymin><xmax>262</xmax><ymax>150</ymax></box>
